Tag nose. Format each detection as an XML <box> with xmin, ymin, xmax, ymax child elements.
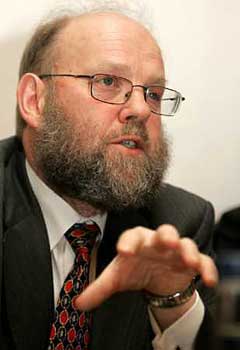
<box><xmin>118</xmin><ymin>86</ymin><xmax>152</xmax><ymax>124</ymax></box>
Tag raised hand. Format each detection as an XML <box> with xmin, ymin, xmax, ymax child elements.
<box><xmin>75</xmin><ymin>224</ymin><xmax>218</xmax><ymax>314</ymax></box>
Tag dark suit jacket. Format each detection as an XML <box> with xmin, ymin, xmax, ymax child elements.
<box><xmin>0</xmin><ymin>137</ymin><xmax>216</xmax><ymax>350</ymax></box>
<box><xmin>214</xmin><ymin>206</ymin><xmax>240</xmax><ymax>251</ymax></box>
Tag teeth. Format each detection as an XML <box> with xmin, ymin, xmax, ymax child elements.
<box><xmin>121</xmin><ymin>140</ymin><xmax>137</xmax><ymax>149</ymax></box>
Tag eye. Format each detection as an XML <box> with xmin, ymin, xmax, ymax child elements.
<box><xmin>147</xmin><ymin>87</ymin><xmax>164</xmax><ymax>102</ymax></box>
<box><xmin>94</xmin><ymin>75</ymin><xmax>121</xmax><ymax>90</ymax></box>
<box><xmin>100</xmin><ymin>76</ymin><xmax>115</xmax><ymax>86</ymax></box>
<box><xmin>148</xmin><ymin>91</ymin><xmax>161</xmax><ymax>102</ymax></box>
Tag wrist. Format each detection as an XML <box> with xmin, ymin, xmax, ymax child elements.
<box><xmin>149</xmin><ymin>292</ymin><xmax>197</xmax><ymax>331</ymax></box>
<box><xmin>144</xmin><ymin>277</ymin><xmax>197</xmax><ymax>308</ymax></box>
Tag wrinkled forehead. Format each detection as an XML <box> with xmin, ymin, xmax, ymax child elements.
<box><xmin>53</xmin><ymin>12</ymin><xmax>164</xmax><ymax>78</ymax></box>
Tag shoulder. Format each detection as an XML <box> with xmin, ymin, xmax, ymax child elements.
<box><xmin>217</xmin><ymin>206</ymin><xmax>240</xmax><ymax>224</ymax></box>
<box><xmin>0</xmin><ymin>136</ymin><xmax>21</xmax><ymax>165</ymax></box>
<box><xmin>0</xmin><ymin>136</ymin><xmax>20</xmax><ymax>218</ymax></box>
<box><xmin>147</xmin><ymin>183</ymin><xmax>214</xmax><ymax>236</ymax></box>
<box><xmin>0</xmin><ymin>136</ymin><xmax>23</xmax><ymax>201</ymax></box>
<box><xmin>154</xmin><ymin>183</ymin><xmax>210</xmax><ymax>209</ymax></box>
<box><xmin>215</xmin><ymin>206</ymin><xmax>240</xmax><ymax>250</ymax></box>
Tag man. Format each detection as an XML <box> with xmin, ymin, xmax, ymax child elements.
<box><xmin>0</xmin><ymin>3</ymin><xmax>218</xmax><ymax>350</ymax></box>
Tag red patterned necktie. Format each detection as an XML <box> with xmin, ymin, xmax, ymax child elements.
<box><xmin>48</xmin><ymin>221</ymin><xmax>100</xmax><ymax>350</ymax></box>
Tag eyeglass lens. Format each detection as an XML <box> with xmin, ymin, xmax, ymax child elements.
<box><xmin>91</xmin><ymin>74</ymin><xmax>180</xmax><ymax>115</ymax></box>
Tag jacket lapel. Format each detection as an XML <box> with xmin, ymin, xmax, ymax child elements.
<box><xmin>2</xmin><ymin>144</ymin><xmax>54</xmax><ymax>350</ymax></box>
<box><xmin>4</xmin><ymin>215</ymin><xmax>54</xmax><ymax>350</ymax></box>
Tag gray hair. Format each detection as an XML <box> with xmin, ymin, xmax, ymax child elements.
<box><xmin>47</xmin><ymin>0</ymin><xmax>153</xmax><ymax>31</ymax></box>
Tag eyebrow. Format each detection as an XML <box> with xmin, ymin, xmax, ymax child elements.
<box><xmin>93</xmin><ymin>62</ymin><xmax>132</xmax><ymax>76</ymax></box>
<box><xmin>91</xmin><ymin>62</ymin><xmax>166</xmax><ymax>83</ymax></box>
<box><xmin>148</xmin><ymin>77</ymin><xmax>167</xmax><ymax>86</ymax></box>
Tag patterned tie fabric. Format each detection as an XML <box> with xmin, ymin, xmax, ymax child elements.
<box><xmin>48</xmin><ymin>221</ymin><xmax>100</xmax><ymax>350</ymax></box>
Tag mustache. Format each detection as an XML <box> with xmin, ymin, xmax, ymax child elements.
<box><xmin>105</xmin><ymin>120</ymin><xmax>149</xmax><ymax>144</ymax></box>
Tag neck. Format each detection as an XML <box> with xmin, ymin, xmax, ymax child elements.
<box><xmin>62</xmin><ymin>196</ymin><xmax>103</xmax><ymax>217</ymax></box>
<box><xmin>24</xmin><ymin>151</ymin><xmax>103</xmax><ymax>218</ymax></box>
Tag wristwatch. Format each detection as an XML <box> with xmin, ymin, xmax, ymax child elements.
<box><xmin>144</xmin><ymin>277</ymin><xmax>197</xmax><ymax>308</ymax></box>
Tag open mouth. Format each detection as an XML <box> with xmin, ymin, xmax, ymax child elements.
<box><xmin>110</xmin><ymin>135</ymin><xmax>145</xmax><ymax>151</ymax></box>
<box><xmin>120</xmin><ymin>140</ymin><xmax>138</xmax><ymax>149</ymax></box>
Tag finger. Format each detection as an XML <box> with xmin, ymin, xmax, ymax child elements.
<box><xmin>199</xmin><ymin>254</ymin><xmax>219</xmax><ymax>287</ymax></box>
<box><xmin>179</xmin><ymin>239</ymin><xmax>219</xmax><ymax>286</ymax></box>
<box><xmin>154</xmin><ymin>224</ymin><xmax>180</xmax><ymax>250</ymax></box>
<box><xmin>74</xmin><ymin>258</ymin><xmax>121</xmax><ymax>311</ymax></box>
<box><xmin>179</xmin><ymin>238</ymin><xmax>201</xmax><ymax>269</ymax></box>
<box><xmin>117</xmin><ymin>225</ymin><xmax>181</xmax><ymax>260</ymax></box>
<box><xmin>116</xmin><ymin>226</ymin><xmax>154</xmax><ymax>255</ymax></box>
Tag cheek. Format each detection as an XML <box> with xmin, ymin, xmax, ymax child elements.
<box><xmin>147</xmin><ymin>116</ymin><xmax>162</xmax><ymax>142</ymax></box>
<box><xmin>74</xmin><ymin>104</ymin><xmax>119</xmax><ymax>147</ymax></box>
<box><xmin>55</xmin><ymin>82</ymin><xmax>121</xmax><ymax>141</ymax></box>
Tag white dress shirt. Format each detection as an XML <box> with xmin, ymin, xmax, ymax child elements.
<box><xmin>26</xmin><ymin>161</ymin><xmax>205</xmax><ymax>350</ymax></box>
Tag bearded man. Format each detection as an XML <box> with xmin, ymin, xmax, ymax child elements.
<box><xmin>0</xmin><ymin>2</ymin><xmax>217</xmax><ymax>350</ymax></box>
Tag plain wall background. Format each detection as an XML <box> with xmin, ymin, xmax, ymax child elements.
<box><xmin>0</xmin><ymin>0</ymin><xmax>239</xmax><ymax>219</ymax></box>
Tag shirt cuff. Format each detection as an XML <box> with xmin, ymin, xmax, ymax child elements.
<box><xmin>149</xmin><ymin>291</ymin><xmax>205</xmax><ymax>350</ymax></box>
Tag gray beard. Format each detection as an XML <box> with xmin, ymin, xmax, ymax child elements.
<box><xmin>34</xmin><ymin>100</ymin><xmax>170</xmax><ymax>211</ymax></box>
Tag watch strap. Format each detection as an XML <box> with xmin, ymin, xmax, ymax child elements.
<box><xmin>144</xmin><ymin>277</ymin><xmax>196</xmax><ymax>308</ymax></box>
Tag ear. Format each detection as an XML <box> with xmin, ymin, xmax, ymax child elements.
<box><xmin>17</xmin><ymin>73</ymin><xmax>46</xmax><ymax>129</ymax></box>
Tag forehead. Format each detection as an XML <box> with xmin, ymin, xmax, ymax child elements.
<box><xmin>54</xmin><ymin>12</ymin><xmax>164</xmax><ymax>81</ymax></box>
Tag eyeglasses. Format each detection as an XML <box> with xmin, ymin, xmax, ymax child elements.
<box><xmin>39</xmin><ymin>73</ymin><xmax>185</xmax><ymax>116</ymax></box>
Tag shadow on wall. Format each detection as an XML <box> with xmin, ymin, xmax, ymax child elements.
<box><xmin>0</xmin><ymin>32</ymin><xmax>30</xmax><ymax>139</ymax></box>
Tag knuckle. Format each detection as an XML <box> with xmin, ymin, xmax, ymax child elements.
<box><xmin>160</xmin><ymin>224</ymin><xmax>179</xmax><ymax>236</ymax></box>
<box><xmin>181</xmin><ymin>237</ymin><xmax>198</xmax><ymax>249</ymax></box>
<box><xmin>122</xmin><ymin>226</ymin><xmax>145</xmax><ymax>236</ymax></box>
<box><xmin>110</xmin><ymin>277</ymin><xmax>121</xmax><ymax>292</ymax></box>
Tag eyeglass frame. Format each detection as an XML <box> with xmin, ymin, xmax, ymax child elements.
<box><xmin>38</xmin><ymin>73</ymin><xmax>185</xmax><ymax>117</ymax></box>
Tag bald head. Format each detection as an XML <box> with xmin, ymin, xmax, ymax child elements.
<box><xmin>16</xmin><ymin>8</ymin><xmax>164</xmax><ymax>138</ymax></box>
<box><xmin>53</xmin><ymin>12</ymin><xmax>164</xmax><ymax>77</ymax></box>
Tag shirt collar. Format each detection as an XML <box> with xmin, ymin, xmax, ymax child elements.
<box><xmin>26</xmin><ymin>160</ymin><xmax>107</xmax><ymax>251</ymax></box>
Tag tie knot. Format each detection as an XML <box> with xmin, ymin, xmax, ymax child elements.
<box><xmin>65</xmin><ymin>221</ymin><xmax>100</xmax><ymax>255</ymax></box>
